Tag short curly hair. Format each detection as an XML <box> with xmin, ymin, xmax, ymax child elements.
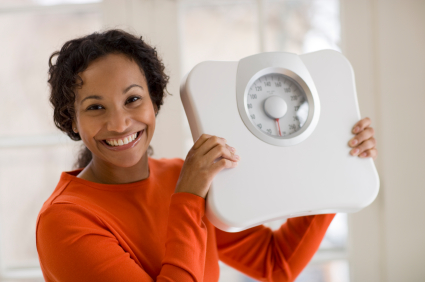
<box><xmin>48</xmin><ymin>29</ymin><xmax>169</xmax><ymax>168</ymax></box>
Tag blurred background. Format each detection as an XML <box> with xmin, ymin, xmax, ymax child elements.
<box><xmin>0</xmin><ymin>0</ymin><xmax>423</xmax><ymax>281</ymax></box>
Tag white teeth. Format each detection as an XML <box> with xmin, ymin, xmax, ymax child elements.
<box><xmin>105</xmin><ymin>132</ymin><xmax>138</xmax><ymax>147</ymax></box>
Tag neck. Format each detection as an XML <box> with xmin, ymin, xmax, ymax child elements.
<box><xmin>78</xmin><ymin>153</ymin><xmax>150</xmax><ymax>184</ymax></box>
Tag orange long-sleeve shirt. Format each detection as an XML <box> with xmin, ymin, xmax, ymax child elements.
<box><xmin>36</xmin><ymin>157</ymin><xmax>334</xmax><ymax>282</ymax></box>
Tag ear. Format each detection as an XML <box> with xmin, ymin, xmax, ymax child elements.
<box><xmin>154</xmin><ymin>104</ymin><xmax>159</xmax><ymax>117</ymax></box>
<box><xmin>72</xmin><ymin>121</ymin><xmax>78</xmax><ymax>133</ymax></box>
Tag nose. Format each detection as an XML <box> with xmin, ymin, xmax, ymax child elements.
<box><xmin>105</xmin><ymin>107</ymin><xmax>131</xmax><ymax>133</ymax></box>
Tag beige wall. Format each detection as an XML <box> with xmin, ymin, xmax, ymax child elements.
<box><xmin>102</xmin><ymin>0</ymin><xmax>189</xmax><ymax>160</ymax></box>
<box><xmin>342</xmin><ymin>0</ymin><xmax>425</xmax><ymax>281</ymax></box>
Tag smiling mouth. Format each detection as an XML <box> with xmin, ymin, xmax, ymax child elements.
<box><xmin>102</xmin><ymin>131</ymin><xmax>142</xmax><ymax>147</ymax></box>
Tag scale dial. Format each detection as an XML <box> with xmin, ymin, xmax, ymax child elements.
<box><xmin>237</xmin><ymin>64</ymin><xmax>320</xmax><ymax>147</ymax></box>
<box><xmin>246</xmin><ymin>73</ymin><xmax>309</xmax><ymax>137</ymax></box>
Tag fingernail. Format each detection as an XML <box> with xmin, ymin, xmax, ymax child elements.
<box><xmin>230</xmin><ymin>147</ymin><xmax>236</xmax><ymax>152</ymax></box>
<box><xmin>353</xmin><ymin>126</ymin><xmax>360</xmax><ymax>133</ymax></box>
<box><xmin>234</xmin><ymin>155</ymin><xmax>240</xmax><ymax>160</ymax></box>
<box><xmin>360</xmin><ymin>152</ymin><xmax>367</xmax><ymax>157</ymax></box>
<box><xmin>352</xmin><ymin>148</ymin><xmax>359</xmax><ymax>155</ymax></box>
<box><xmin>351</xmin><ymin>139</ymin><xmax>358</xmax><ymax>146</ymax></box>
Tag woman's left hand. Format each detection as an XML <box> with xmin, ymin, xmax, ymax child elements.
<box><xmin>348</xmin><ymin>117</ymin><xmax>378</xmax><ymax>160</ymax></box>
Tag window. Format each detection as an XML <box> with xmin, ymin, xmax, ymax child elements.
<box><xmin>179</xmin><ymin>1</ymin><xmax>346</xmax><ymax>281</ymax></box>
<box><xmin>0</xmin><ymin>1</ymin><xmax>102</xmax><ymax>280</ymax></box>
<box><xmin>0</xmin><ymin>0</ymin><xmax>346</xmax><ymax>280</ymax></box>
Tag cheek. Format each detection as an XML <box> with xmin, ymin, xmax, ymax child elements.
<box><xmin>77</xmin><ymin>115</ymin><xmax>101</xmax><ymax>141</ymax></box>
<box><xmin>139</xmin><ymin>108</ymin><xmax>156</xmax><ymax>139</ymax></box>
<box><xmin>139</xmin><ymin>104</ymin><xmax>157</xmax><ymax>124</ymax></box>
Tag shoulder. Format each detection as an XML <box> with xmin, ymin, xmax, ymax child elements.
<box><xmin>36</xmin><ymin>202</ymin><xmax>109</xmax><ymax>252</ymax></box>
<box><xmin>36</xmin><ymin>173</ymin><xmax>108</xmax><ymax>238</ymax></box>
<box><xmin>38</xmin><ymin>201</ymin><xmax>105</xmax><ymax>229</ymax></box>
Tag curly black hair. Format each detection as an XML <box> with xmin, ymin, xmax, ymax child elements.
<box><xmin>48</xmin><ymin>29</ymin><xmax>169</xmax><ymax>168</ymax></box>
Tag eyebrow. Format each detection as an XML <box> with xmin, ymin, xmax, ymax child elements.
<box><xmin>123</xmin><ymin>84</ymin><xmax>144</xmax><ymax>94</ymax></box>
<box><xmin>80</xmin><ymin>84</ymin><xmax>144</xmax><ymax>105</ymax></box>
<box><xmin>80</xmin><ymin>95</ymin><xmax>102</xmax><ymax>105</ymax></box>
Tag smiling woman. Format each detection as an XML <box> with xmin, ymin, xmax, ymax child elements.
<box><xmin>48</xmin><ymin>30</ymin><xmax>168</xmax><ymax>174</ymax></box>
<box><xmin>70</xmin><ymin>53</ymin><xmax>158</xmax><ymax>183</ymax></box>
<box><xmin>36</xmin><ymin>29</ymin><xmax>376</xmax><ymax>282</ymax></box>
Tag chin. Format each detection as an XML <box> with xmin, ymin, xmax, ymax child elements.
<box><xmin>109</xmin><ymin>152</ymin><xmax>146</xmax><ymax>168</ymax></box>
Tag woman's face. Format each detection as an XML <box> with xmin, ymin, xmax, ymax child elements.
<box><xmin>72</xmin><ymin>53</ymin><xmax>157</xmax><ymax>168</ymax></box>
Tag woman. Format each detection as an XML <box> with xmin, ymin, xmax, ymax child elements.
<box><xmin>36</xmin><ymin>30</ymin><xmax>377</xmax><ymax>282</ymax></box>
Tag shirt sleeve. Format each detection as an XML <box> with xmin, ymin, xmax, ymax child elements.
<box><xmin>36</xmin><ymin>193</ymin><xmax>207</xmax><ymax>282</ymax></box>
<box><xmin>215</xmin><ymin>214</ymin><xmax>335</xmax><ymax>282</ymax></box>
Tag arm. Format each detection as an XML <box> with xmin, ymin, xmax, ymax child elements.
<box><xmin>36</xmin><ymin>193</ymin><xmax>207</xmax><ymax>282</ymax></box>
<box><xmin>215</xmin><ymin>214</ymin><xmax>335</xmax><ymax>282</ymax></box>
<box><xmin>36</xmin><ymin>134</ymin><xmax>239</xmax><ymax>282</ymax></box>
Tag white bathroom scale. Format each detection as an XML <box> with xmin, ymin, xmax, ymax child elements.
<box><xmin>180</xmin><ymin>50</ymin><xmax>380</xmax><ymax>232</ymax></box>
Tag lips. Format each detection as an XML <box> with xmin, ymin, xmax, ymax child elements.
<box><xmin>100</xmin><ymin>130</ymin><xmax>144</xmax><ymax>151</ymax></box>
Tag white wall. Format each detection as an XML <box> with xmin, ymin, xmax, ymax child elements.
<box><xmin>341</xmin><ymin>1</ymin><xmax>425</xmax><ymax>281</ymax></box>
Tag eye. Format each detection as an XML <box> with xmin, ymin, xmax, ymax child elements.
<box><xmin>86</xmin><ymin>104</ymin><xmax>104</xmax><ymax>111</ymax></box>
<box><xmin>126</xmin><ymin>96</ymin><xmax>141</xmax><ymax>104</ymax></box>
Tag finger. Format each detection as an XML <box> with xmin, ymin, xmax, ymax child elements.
<box><xmin>192</xmin><ymin>134</ymin><xmax>226</xmax><ymax>151</ymax></box>
<box><xmin>196</xmin><ymin>135</ymin><xmax>227</xmax><ymax>156</ymax></box>
<box><xmin>352</xmin><ymin>117</ymin><xmax>371</xmax><ymax>134</ymax></box>
<box><xmin>192</xmin><ymin>134</ymin><xmax>213</xmax><ymax>151</ymax></box>
<box><xmin>350</xmin><ymin>138</ymin><xmax>376</xmax><ymax>156</ymax></box>
<box><xmin>210</xmin><ymin>158</ymin><xmax>239</xmax><ymax>175</ymax></box>
<box><xmin>205</xmin><ymin>143</ymin><xmax>239</xmax><ymax>164</ymax></box>
<box><xmin>348</xmin><ymin>127</ymin><xmax>375</xmax><ymax>147</ymax></box>
<box><xmin>359</xmin><ymin>148</ymin><xmax>378</xmax><ymax>160</ymax></box>
<box><xmin>225</xmin><ymin>143</ymin><xmax>236</xmax><ymax>154</ymax></box>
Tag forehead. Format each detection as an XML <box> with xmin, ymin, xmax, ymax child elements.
<box><xmin>77</xmin><ymin>53</ymin><xmax>147</xmax><ymax>96</ymax></box>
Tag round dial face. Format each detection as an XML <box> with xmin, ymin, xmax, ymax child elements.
<box><xmin>246</xmin><ymin>73</ymin><xmax>309</xmax><ymax>138</ymax></box>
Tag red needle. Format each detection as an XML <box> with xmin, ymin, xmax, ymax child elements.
<box><xmin>275</xmin><ymin>118</ymin><xmax>282</xmax><ymax>136</ymax></box>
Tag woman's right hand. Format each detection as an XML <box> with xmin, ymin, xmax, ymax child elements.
<box><xmin>175</xmin><ymin>134</ymin><xmax>240</xmax><ymax>199</ymax></box>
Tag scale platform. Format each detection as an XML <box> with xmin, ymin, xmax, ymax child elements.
<box><xmin>180</xmin><ymin>50</ymin><xmax>379</xmax><ymax>232</ymax></box>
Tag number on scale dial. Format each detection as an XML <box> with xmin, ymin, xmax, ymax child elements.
<box><xmin>246</xmin><ymin>73</ymin><xmax>309</xmax><ymax>138</ymax></box>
